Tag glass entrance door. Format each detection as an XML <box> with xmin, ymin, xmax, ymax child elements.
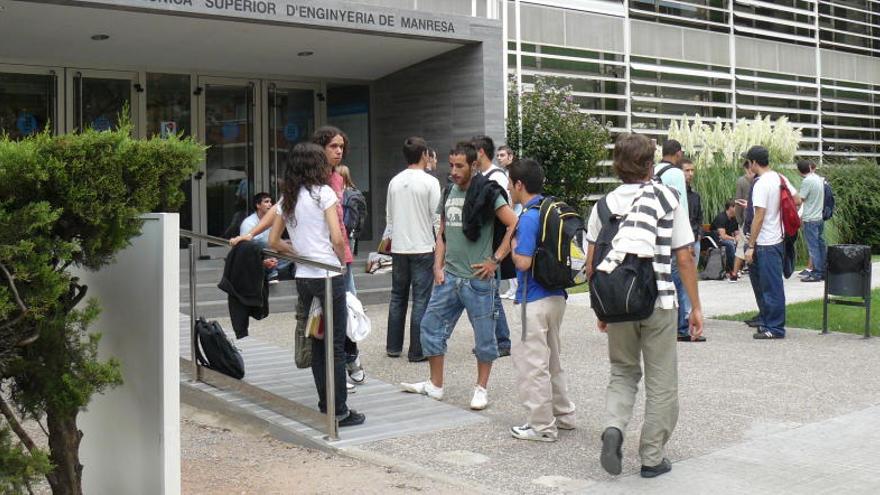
<box><xmin>266</xmin><ymin>83</ymin><xmax>319</xmax><ymax>200</ymax></box>
<box><xmin>0</xmin><ymin>66</ymin><xmax>60</xmax><ymax>138</ymax></box>
<box><xmin>67</xmin><ymin>69</ymin><xmax>138</xmax><ymax>134</ymax></box>
<box><xmin>197</xmin><ymin>77</ymin><xmax>260</xmax><ymax>239</ymax></box>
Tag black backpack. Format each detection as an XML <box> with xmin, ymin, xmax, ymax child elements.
<box><xmin>589</xmin><ymin>197</ymin><xmax>658</xmax><ymax>323</ymax></box>
<box><xmin>343</xmin><ymin>187</ymin><xmax>367</xmax><ymax>237</ymax></box>
<box><xmin>526</xmin><ymin>197</ymin><xmax>588</xmax><ymax>290</ymax></box>
<box><xmin>195</xmin><ymin>317</ymin><xmax>245</xmax><ymax>379</ymax></box>
<box><xmin>822</xmin><ymin>180</ymin><xmax>835</xmax><ymax>221</ymax></box>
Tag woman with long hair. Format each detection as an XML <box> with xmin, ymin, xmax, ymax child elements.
<box><xmin>269</xmin><ymin>142</ymin><xmax>365</xmax><ymax>427</ymax></box>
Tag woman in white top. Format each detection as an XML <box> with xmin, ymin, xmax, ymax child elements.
<box><xmin>269</xmin><ymin>142</ymin><xmax>365</xmax><ymax>427</ymax></box>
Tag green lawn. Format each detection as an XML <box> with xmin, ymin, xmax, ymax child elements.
<box><xmin>716</xmin><ymin>288</ymin><xmax>879</xmax><ymax>336</ymax></box>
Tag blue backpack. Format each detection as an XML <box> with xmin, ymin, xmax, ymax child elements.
<box><xmin>822</xmin><ymin>180</ymin><xmax>835</xmax><ymax>221</ymax></box>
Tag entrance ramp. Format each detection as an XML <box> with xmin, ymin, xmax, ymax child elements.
<box><xmin>179</xmin><ymin>315</ymin><xmax>486</xmax><ymax>449</ymax></box>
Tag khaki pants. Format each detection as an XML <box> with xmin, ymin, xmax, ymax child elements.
<box><xmin>512</xmin><ymin>296</ymin><xmax>576</xmax><ymax>436</ymax></box>
<box><xmin>605</xmin><ymin>308</ymin><xmax>678</xmax><ymax>466</ymax></box>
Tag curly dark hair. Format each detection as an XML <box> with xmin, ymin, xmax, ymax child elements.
<box><xmin>311</xmin><ymin>126</ymin><xmax>348</xmax><ymax>159</ymax></box>
<box><xmin>279</xmin><ymin>142</ymin><xmax>331</xmax><ymax>227</ymax></box>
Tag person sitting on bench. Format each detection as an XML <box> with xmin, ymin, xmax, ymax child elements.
<box><xmin>710</xmin><ymin>200</ymin><xmax>739</xmax><ymax>279</ymax></box>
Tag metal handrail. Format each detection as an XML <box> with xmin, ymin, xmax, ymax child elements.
<box><xmin>180</xmin><ymin>229</ymin><xmax>339</xmax><ymax>440</ymax></box>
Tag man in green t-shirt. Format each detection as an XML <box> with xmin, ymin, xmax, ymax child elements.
<box><xmin>401</xmin><ymin>142</ymin><xmax>518</xmax><ymax>411</ymax></box>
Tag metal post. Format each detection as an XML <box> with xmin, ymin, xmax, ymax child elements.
<box><xmin>189</xmin><ymin>242</ymin><xmax>200</xmax><ymax>379</ymax></box>
<box><xmin>821</xmin><ymin>278</ymin><xmax>829</xmax><ymax>335</ymax></box>
<box><xmin>324</xmin><ymin>272</ymin><xmax>338</xmax><ymax>440</ymax></box>
<box><xmin>865</xmin><ymin>267</ymin><xmax>872</xmax><ymax>339</ymax></box>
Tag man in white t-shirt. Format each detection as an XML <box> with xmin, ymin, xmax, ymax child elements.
<box><xmin>383</xmin><ymin>137</ymin><xmax>442</xmax><ymax>362</ymax></box>
<box><xmin>743</xmin><ymin>146</ymin><xmax>801</xmax><ymax>340</ymax></box>
<box><xmin>472</xmin><ymin>134</ymin><xmax>512</xmax><ymax>356</ymax></box>
<box><xmin>239</xmin><ymin>192</ymin><xmax>288</xmax><ymax>283</ymax></box>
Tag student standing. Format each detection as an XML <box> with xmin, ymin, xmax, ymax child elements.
<box><xmin>384</xmin><ymin>137</ymin><xmax>441</xmax><ymax>362</ymax></box>
<box><xmin>507</xmin><ymin>158</ymin><xmax>576</xmax><ymax>443</ymax></box>
<box><xmin>268</xmin><ymin>143</ymin><xmax>365</xmax><ymax>427</ymax></box>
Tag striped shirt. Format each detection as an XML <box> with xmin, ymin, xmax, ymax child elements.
<box><xmin>586</xmin><ymin>183</ymin><xmax>694</xmax><ymax>310</ymax></box>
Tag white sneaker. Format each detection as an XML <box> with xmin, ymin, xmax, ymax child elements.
<box><xmin>346</xmin><ymin>382</ymin><xmax>356</xmax><ymax>393</ymax></box>
<box><xmin>500</xmin><ymin>290</ymin><xmax>515</xmax><ymax>300</ymax></box>
<box><xmin>400</xmin><ymin>380</ymin><xmax>443</xmax><ymax>400</ymax></box>
<box><xmin>470</xmin><ymin>385</ymin><xmax>488</xmax><ymax>410</ymax></box>
<box><xmin>347</xmin><ymin>357</ymin><xmax>366</xmax><ymax>384</ymax></box>
<box><xmin>510</xmin><ymin>424</ymin><xmax>556</xmax><ymax>442</ymax></box>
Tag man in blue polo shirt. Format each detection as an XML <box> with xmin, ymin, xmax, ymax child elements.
<box><xmin>507</xmin><ymin>158</ymin><xmax>576</xmax><ymax>443</ymax></box>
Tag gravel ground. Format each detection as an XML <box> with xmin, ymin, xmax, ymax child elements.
<box><xmin>180</xmin><ymin>404</ymin><xmax>461</xmax><ymax>495</ymax></box>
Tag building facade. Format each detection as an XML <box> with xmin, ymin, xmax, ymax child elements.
<box><xmin>0</xmin><ymin>0</ymin><xmax>504</xmax><ymax>249</ymax></box>
<box><xmin>506</xmin><ymin>0</ymin><xmax>880</xmax><ymax>166</ymax></box>
<box><xmin>2</xmin><ymin>0</ymin><xmax>879</xmax><ymax>248</ymax></box>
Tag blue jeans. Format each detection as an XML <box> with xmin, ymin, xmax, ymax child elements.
<box><xmin>718</xmin><ymin>239</ymin><xmax>736</xmax><ymax>272</ymax></box>
<box><xmin>494</xmin><ymin>275</ymin><xmax>512</xmax><ymax>351</ymax></box>
<box><xmin>386</xmin><ymin>253</ymin><xmax>434</xmax><ymax>359</ymax></box>
<box><xmin>748</xmin><ymin>243</ymin><xmax>786</xmax><ymax>337</ymax></box>
<box><xmin>671</xmin><ymin>257</ymin><xmax>691</xmax><ymax>337</ymax></box>
<box><xmin>803</xmin><ymin>221</ymin><xmax>826</xmax><ymax>278</ymax></box>
<box><xmin>295</xmin><ymin>276</ymin><xmax>350</xmax><ymax>417</ymax></box>
<box><xmin>420</xmin><ymin>271</ymin><xmax>499</xmax><ymax>363</ymax></box>
<box><xmin>693</xmin><ymin>239</ymin><xmax>701</xmax><ymax>266</ymax></box>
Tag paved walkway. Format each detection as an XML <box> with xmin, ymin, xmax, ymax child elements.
<box><xmin>189</xmin><ymin>263</ymin><xmax>880</xmax><ymax>494</ymax></box>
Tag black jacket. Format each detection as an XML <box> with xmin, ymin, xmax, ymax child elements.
<box><xmin>218</xmin><ymin>241</ymin><xmax>269</xmax><ymax>339</ymax></box>
<box><xmin>686</xmin><ymin>186</ymin><xmax>703</xmax><ymax>240</ymax></box>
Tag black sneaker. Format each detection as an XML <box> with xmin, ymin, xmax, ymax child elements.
<box><xmin>339</xmin><ymin>410</ymin><xmax>366</xmax><ymax>427</ymax></box>
<box><xmin>641</xmin><ymin>458</ymin><xmax>672</xmax><ymax>478</ymax></box>
<box><xmin>386</xmin><ymin>351</ymin><xmax>402</xmax><ymax>358</ymax></box>
<box><xmin>802</xmin><ymin>274</ymin><xmax>824</xmax><ymax>283</ymax></box>
<box><xmin>753</xmin><ymin>328</ymin><xmax>784</xmax><ymax>340</ymax></box>
<box><xmin>744</xmin><ymin>318</ymin><xmax>763</xmax><ymax>328</ymax></box>
<box><xmin>678</xmin><ymin>335</ymin><xmax>706</xmax><ymax>342</ymax></box>
<box><xmin>600</xmin><ymin>427</ymin><xmax>623</xmax><ymax>475</ymax></box>
<box><xmin>499</xmin><ymin>347</ymin><xmax>511</xmax><ymax>357</ymax></box>
<box><xmin>408</xmin><ymin>355</ymin><xmax>427</xmax><ymax>363</ymax></box>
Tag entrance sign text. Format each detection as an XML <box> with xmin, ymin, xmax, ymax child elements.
<box><xmin>86</xmin><ymin>0</ymin><xmax>467</xmax><ymax>36</ymax></box>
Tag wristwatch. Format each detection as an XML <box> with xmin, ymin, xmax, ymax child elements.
<box><xmin>490</xmin><ymin>254</ymin><xmax>500</xmax><ymax>264</ymax></box>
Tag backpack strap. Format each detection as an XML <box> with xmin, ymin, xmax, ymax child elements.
<box><xmin>653</xmin><ymin>162</ymin><xmax>675</xmax><ymax>182</ymax></box>
<box><xmin>520</xmin><ymin>271</ymin><xmax>528</xmax><ymax>342</ymax></box>
<box><xmin>596</xmin><ymin>196</ymin><xmax>612</xmax><ymax>226</ymax></box>
<box><xmin>440</xmin><ymin>183</ymin><xmax>453</xmax><ymax>221</ymax></box>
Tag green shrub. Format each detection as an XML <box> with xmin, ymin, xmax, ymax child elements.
<box><xmin>822</xmin><ymin>160</ymin><xmax>880</xmax><ymax>251</ymax></box>
<box><xmin>0</xmin><ymin>122</ymin><xmax>203</xmax><ymax>494</ymax></box>
<box><xmin>506</xmin><ymin>77</ymin><xmax>609</xmax><ymax>212</ymax></box>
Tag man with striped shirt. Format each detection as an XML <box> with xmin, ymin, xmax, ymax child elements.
<box><xmin>586</xmin><ymin>133</ymin><xmax>704</xmax><ymax>479</ymax></box>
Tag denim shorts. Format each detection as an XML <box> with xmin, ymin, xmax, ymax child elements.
<box><xmin>419</xmin><ymin>271</ymin><xmax>499</xmax><ymax>363</ymax></box>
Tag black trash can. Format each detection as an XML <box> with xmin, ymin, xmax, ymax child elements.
<box><xmin>823</xmin><ymin>245</ymin><xmax>872</xmax><ymax>337</ymax></box>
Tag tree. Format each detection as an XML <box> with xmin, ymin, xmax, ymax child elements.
<box><xmin>0</xmin><ymin>122</ymin><xmax>203</xmax><ymax>494</ymax></box>
<box><xmin>506</xmin><ymin>77</ymin><xmax>609</xmax><ymax>212</ymax></box>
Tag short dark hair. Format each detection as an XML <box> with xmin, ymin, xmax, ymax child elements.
<box><xmin>614</xmin><ymin>134</ymin><xmax>655</xmax><ymax>183</ymax></box>
<box><xmin>252</xmin><ymin>192</ymin><xmax>272</xmax><ymax>208</ymax></box>
<box><xmin>742</xmin><ymin>160</ymin><xmax>751</xmax><ymax>169</ymax></box>
<box><xmin>797</xmin><ymin>159</ymin><xmax>815</xmax><ymax>174</ymax></box>
<box><xmin>680</xmin><ymin>157</ymin><xmax>694</xmax><ymax>167</ymax></box>
<box><xmin>403</xmin><ymin>136</ymin><xmax>428</xmax><ymax>165</ymax></box>
<box><xmin>498</xmin><ymin>145</ymin><xmax>514</xmax><ymax>157</ymax></box>
<box><xmin>508</xmin><ymin>158</ymin><xmax>544</xmax><ymax>194</ymax></box>
<box><xmin>725</xmin><ymin>199</ymin><xmax>736</xmax><ymax>210</ymax></box>
<box><xmin>451</xmin><ymin>141</ymin><xmax>478</xmax><ymax>165</ymax></box>
<box><xmin>311</xmin><ymin>126</ymin><xmax>348</xmax><ymax>158</ymax></box>
<box><xmin>471</xmin><ymin>135</ymin><xmax>495</xmax><ymax>160</ymax></box>
<box><xmin>661</xmin><ymin>139</ymin><xmax>682</xmax><ymax>157</ymax></box>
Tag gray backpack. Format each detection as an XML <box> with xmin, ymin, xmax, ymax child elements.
<box><xmin>700</xmin><ymin>246</ymin><xmax>727</xmax><ymax>280</ymax></box>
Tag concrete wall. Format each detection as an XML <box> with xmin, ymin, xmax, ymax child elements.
<box><xmin>369</xmin><ymin>39</ymin><xmax>504</xmax><ymax>240</ymax></box>
<box><xmin>78</xmin><ymin>213</ymin><xmax>180</xmax><ymax>495</ymax></box>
